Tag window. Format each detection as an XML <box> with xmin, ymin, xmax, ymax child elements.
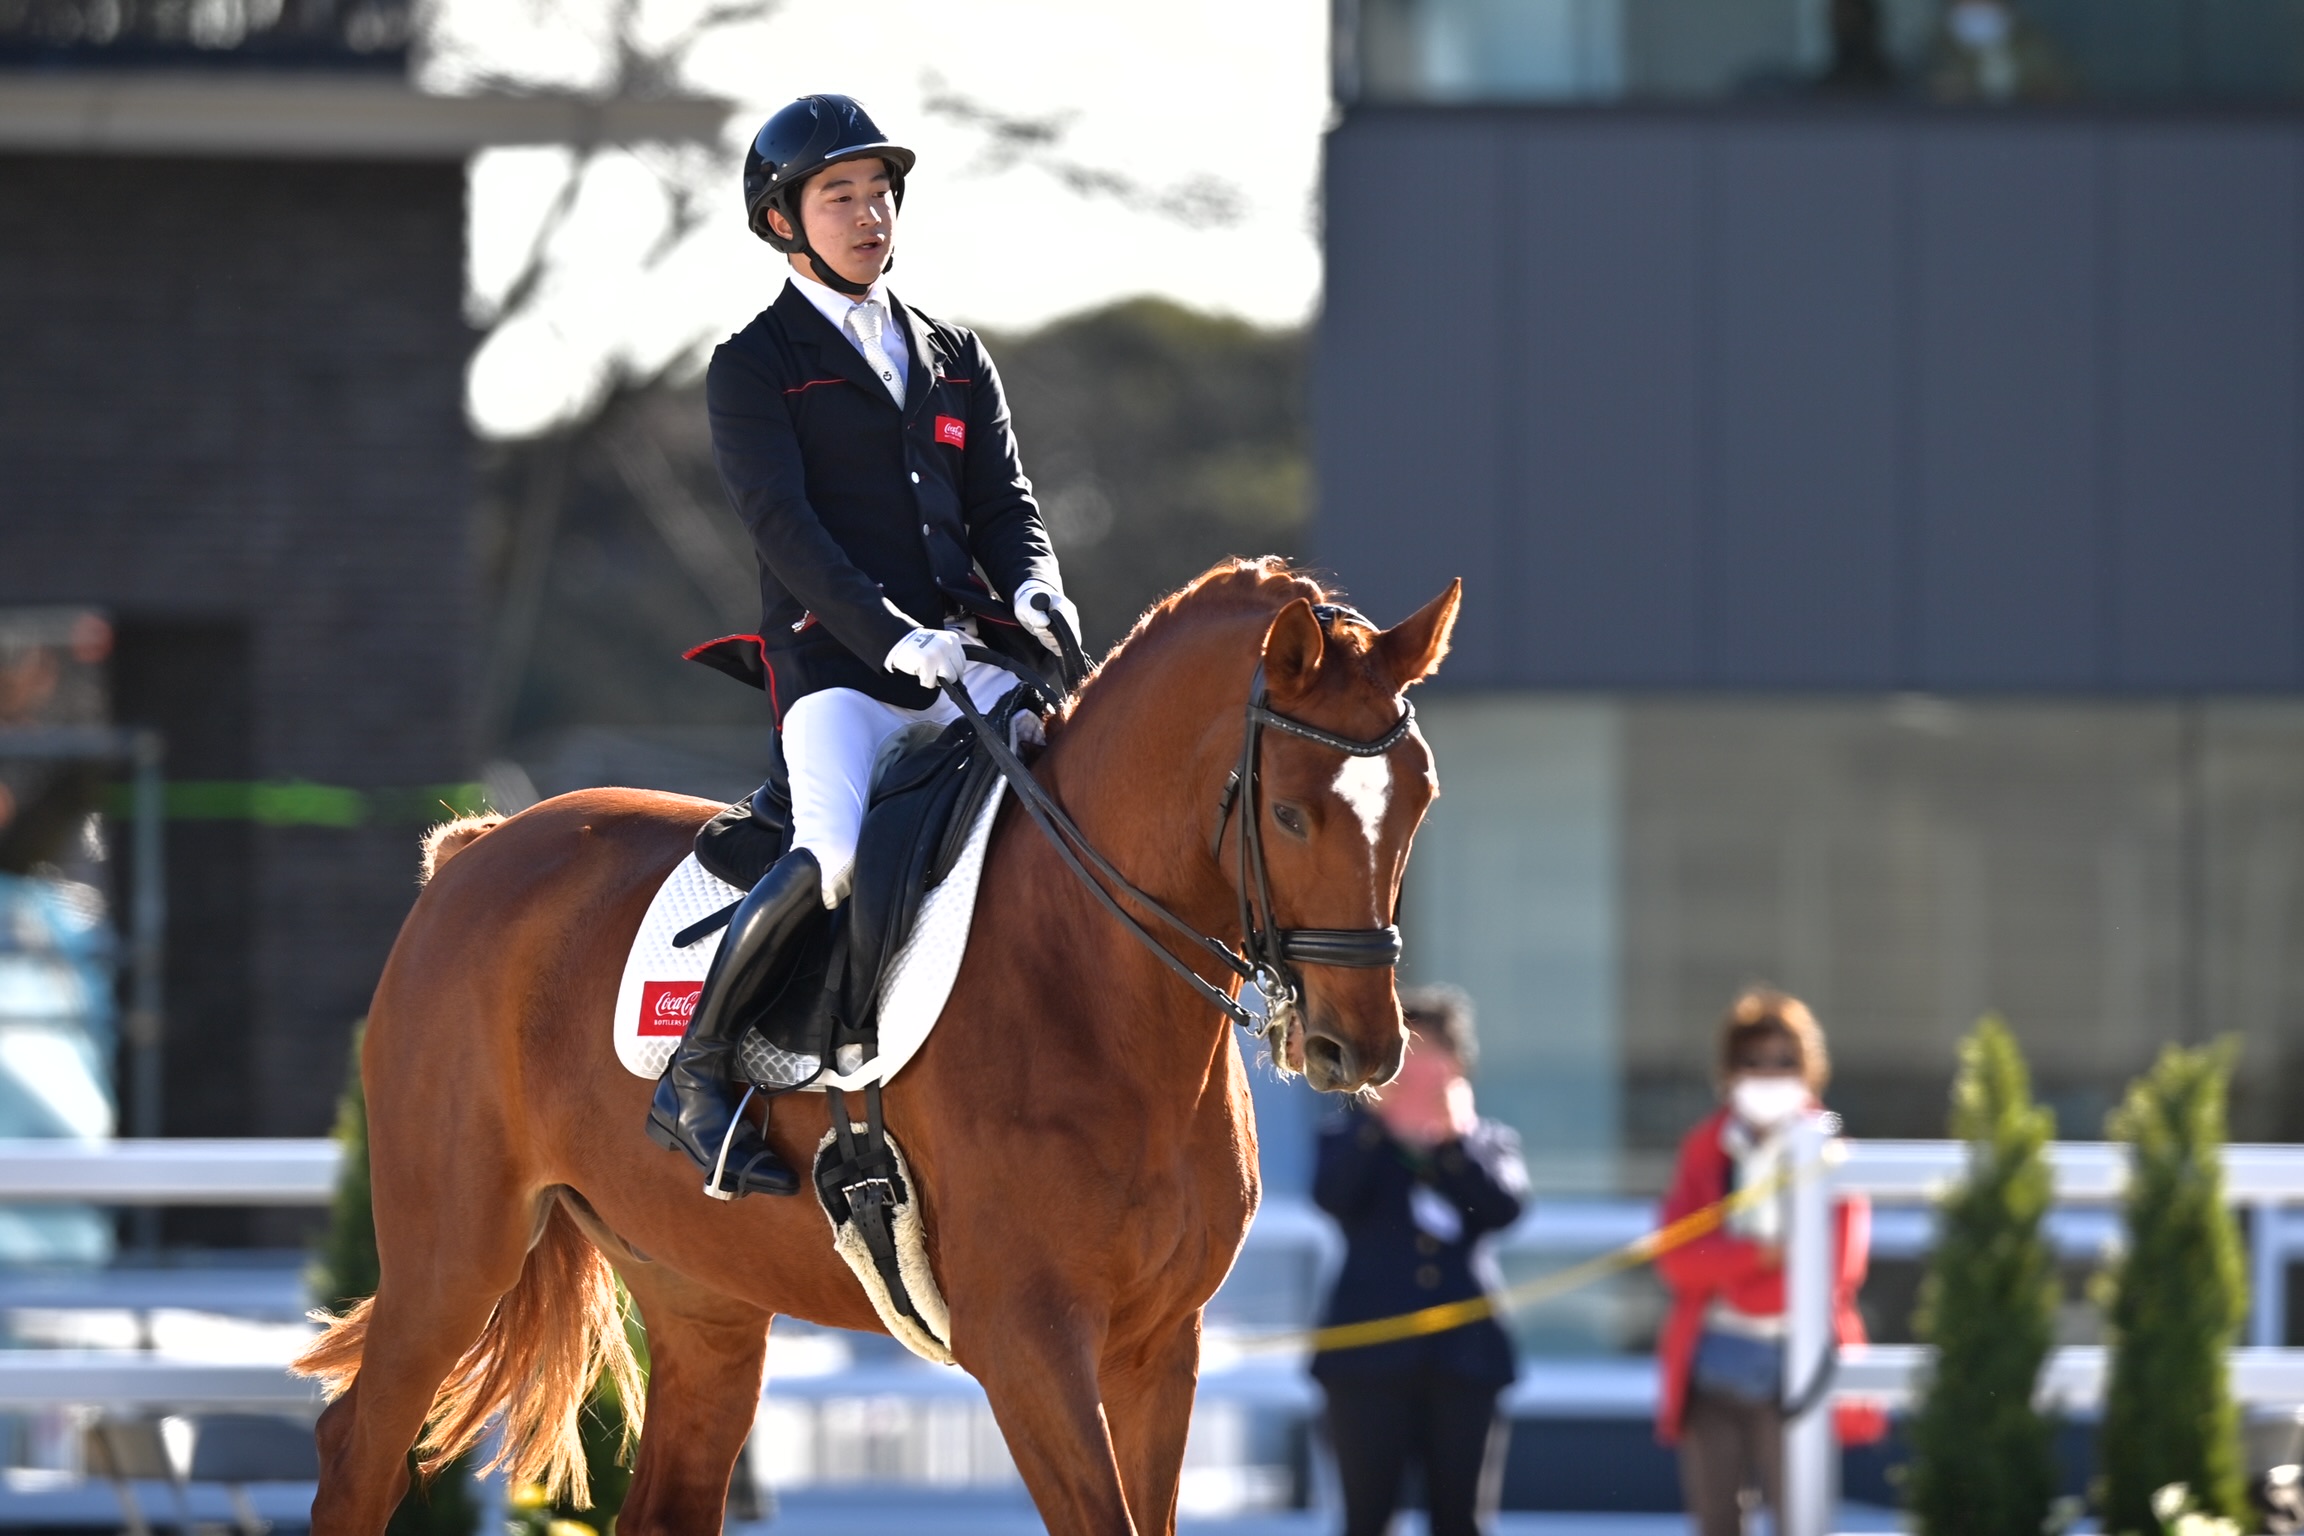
<box><xmin>1339</xmin><ymin>0</ymin><xmax>2304</xmax><ymax>106</ymax></box>
<box><xmin>1402</xmin><ymin>694</ymin><xmax>2304</xmax><ymax>1194</ymax></box>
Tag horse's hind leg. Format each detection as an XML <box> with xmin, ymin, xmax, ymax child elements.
<box><xmin>310</xmin><ymin>1157</ymin><xmax>537</xmax><ymax>1535</ymax></box>
<box><xmin>613</xmin><ymin>1263</ymin><xmax>772</xmax><ymax>1536</ymax></box>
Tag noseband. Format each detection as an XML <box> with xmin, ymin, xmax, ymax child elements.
<box><xmin>949</xmin><ymin>604</ymin><xmax>1414</xmax><ymax>1055</ymax></box>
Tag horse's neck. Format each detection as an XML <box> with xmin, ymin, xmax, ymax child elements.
<box><xmin>1036</xmin><ymin>640</ymin><xmax>1246</xmax><ymax>940</ymax></box>
<box><xmin>992</xmin><ymin>624</ymin><xmax>1257</xmax><ymax>1090</ymax></box>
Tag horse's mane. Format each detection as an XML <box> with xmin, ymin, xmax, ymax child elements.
<box><xmin>1059</xmin><ymin>557</ymin><xmax>1377</xmax><ymax>727</ymax></box>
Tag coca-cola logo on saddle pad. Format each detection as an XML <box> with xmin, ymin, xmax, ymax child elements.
<box><xmin>638</xmin><ymin>980</ymin><xmax>701</xmax><ymax>1037</ymax></box>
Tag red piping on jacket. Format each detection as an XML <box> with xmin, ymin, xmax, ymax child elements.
<box><xmin>783</xmin><ymin>378</ymin><xmax>849</xmax><ymax>395</ymax></box>
<box><xmin>678</xmin><ymin>633</ymin><xmax>783</xmax><ymax>727</ymax></box>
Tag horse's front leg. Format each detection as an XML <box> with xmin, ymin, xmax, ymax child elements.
<box><xmin>955</xmin><ymin>1278</ymin><xmax>1135</xmax><ymax>1535</ymax></box>
<box><xmin>1100</xmin><ymin>1311</ymin><xmax>1202</xmax><ymax>1536</ymax></box>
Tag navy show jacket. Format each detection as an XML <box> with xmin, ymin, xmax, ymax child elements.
<box><xmin>1310</xmin><ymin>1105</ymin><xmax>1529</xmax><ymax>1387</ymax></box>
<box><xmin>703</xmin><ymin>281</ymin><xmax>1061</xmax><ymax>718</ymax></box>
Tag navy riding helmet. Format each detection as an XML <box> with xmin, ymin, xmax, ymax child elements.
<box><xmin>742</xmin><ymin>94</ymin><xmax>917</xmax><ymax>295</ymax></box>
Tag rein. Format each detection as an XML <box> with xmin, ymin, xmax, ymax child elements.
<box><xmin>947</xmin><ymin>605</ymin><xmax>1411</xmax><ymax>1052</ymax></box>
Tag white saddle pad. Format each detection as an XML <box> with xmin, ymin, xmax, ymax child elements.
<box><xmin>613</xmin><ymin>780</ymin><xmax>1005</xmax><ymax>1093</ymax></box>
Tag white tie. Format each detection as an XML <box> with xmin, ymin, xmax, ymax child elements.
<box><xmin>847</xmin><ymin>300</ymin><xmax>905</xmax><ymax>408</ymax></box>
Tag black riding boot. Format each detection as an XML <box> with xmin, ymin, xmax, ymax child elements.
<box><xmin>645</xmin><ymin>847</ymin><xmax>823</xmax><ymax>1198</ymax></box>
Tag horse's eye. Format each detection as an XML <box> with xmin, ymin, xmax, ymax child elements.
<box><xmin>1273</xmin><ymin>803</ymin><xmax>1308</xmax><ymax>838</ymax></box>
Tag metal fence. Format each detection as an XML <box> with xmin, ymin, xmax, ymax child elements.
<box><xmin>1781</xmin><ymin>1131</ymin><xmax>2304</xmax><ymax>1536</ymax></box>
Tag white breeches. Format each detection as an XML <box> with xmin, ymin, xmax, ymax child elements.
<box><xmin>782</xmin><ymin>655</ymin><xmax>1017</xmax><ymax>906</ymax></box>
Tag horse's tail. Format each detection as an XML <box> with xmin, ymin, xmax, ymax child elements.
<box><xmin>292</xmin><ymin>1199</ymin><xmax>643</xmax><ymax>1506</ymax></box>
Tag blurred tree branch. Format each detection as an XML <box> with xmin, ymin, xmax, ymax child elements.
<box><xmin>920</xmin><ymin>74</ymin><xmax>1246</xmax><ymax>230</ymax></box>
<box><xmin>446</xmin><ymin>0</ymin><xmax>777</xmax><ymax>337</ymax></box>
<box><xmin>453</xmin><ymin>4</ymin><xmax>1256</xmax><ymax>753</ymax></box>
<box><xmin>439</xmin><ymin>0</ymin><xmax>773</xmax><ymax>748</ymax></box>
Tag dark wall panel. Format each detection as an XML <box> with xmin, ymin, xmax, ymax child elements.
<box><xmin>1912</xmin><ymin>127</ymin><xmax>2105</xmax><ymax>687</ymax></box>
<box><xmin>1317</xmin><ymin>120</ymin><xmax>1511</xmax><ymax>681</ymax></box>
<box><xmin>0</xmin><ymin>155</ymin><xmax>473</xmax><ymax>1160</ymax></box>
<box><xmin>1318</xmin><ymin>109</ymin><xmax>2304</xmax><ymax>693</ymax></box>
<box><xmin>2110</xmin><ymin>127</ymin><xmax>2303</xmax><ymax>689</ymax></box>
<box><xmin>110</xmin><ymin>620</ymin><xmax>254</xmax><ymax>1149</ymax></box>
<box><xmin>1509</xmin><ymin>124</ymin><xmax>1704</xmax><ymax>685</ymax></box>
<box><xmin>111</xmin><ymin>620</ymin><xmax>258</xmax><ymax>1246</ymax></box>
<box><xmin>1708</xmin><ymin>129</ymin><xmax>1903</xmax><ymax>684</ymax></box>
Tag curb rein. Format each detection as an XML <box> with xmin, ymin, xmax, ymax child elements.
<box><xmin>947</xmin><ymin>603</ymin><xmax>1412</xmax><ymax>1058</ymax></box>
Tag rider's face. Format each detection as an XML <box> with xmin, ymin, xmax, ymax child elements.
<box><xmin>775</xmin><ymin>157</ymin><xmax>896</xmax><ymax>289</ymax></box>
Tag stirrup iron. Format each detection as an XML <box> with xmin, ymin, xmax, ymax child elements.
<box><xmin>705</xmin><ymin>1086</ymin><xmax>759</xmax><ymax>1202</ymax></box>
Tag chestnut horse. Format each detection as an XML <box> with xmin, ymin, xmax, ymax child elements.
<box><xmin>295</xmin><ymin>559</ymin><xmax>1461</xmax><ymax>1536</ymax></box>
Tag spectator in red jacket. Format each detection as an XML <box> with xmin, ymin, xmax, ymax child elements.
<box><xmin>1654</xmin><ymin>989</ymin><xmax>1885</xmax><ymax>1536</ymax></box>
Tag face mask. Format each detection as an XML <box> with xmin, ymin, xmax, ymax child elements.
<box><xmin>1732</xmin><ymin>1076</ymin><xmax>1809</xmax><ymax>1129</ymax></box>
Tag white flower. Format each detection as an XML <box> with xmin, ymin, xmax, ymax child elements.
<box><xmin>2152</xmin><ymin>1483</ymin><xmax>2192</xmax><ymax>1524</ymax></box>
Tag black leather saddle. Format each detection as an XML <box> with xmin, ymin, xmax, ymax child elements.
<box><xmin>680</xmin><ymin>687</ymin><xmax>1029</xmax><ymax>1087</ymax></box>
<box><xmin>692</xmin><ymin>761</ymin><xmax>791</xmax><ymax>893</ymax></box>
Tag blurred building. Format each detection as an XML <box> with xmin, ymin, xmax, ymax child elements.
<box><xmin>0</xmin><ymin>4</ymin><xmax>723</xmax><ymax>1213</ymax></box>
<box><xmin>1318</xmin><ymin>0</ymin><xmax>2304</xmax><ymax>1191</ymax></box>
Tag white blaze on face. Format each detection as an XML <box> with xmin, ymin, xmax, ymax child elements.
<box><xmin>1331</xmin><ymin>754</ymin><xmax>1393</xmax><ymax>852</ymax></box>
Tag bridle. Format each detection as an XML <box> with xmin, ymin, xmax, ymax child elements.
<box><xmin>947</xmin><ymin>603</ymin><xmax>1414</xmax><ymax>1056</ymax></box>
<box><xmin>1220</xmin><ymin>649</ymin><xmax>1415</xmax><ymax>1026</ymax></box>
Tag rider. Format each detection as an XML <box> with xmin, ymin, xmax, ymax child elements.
<box><xmin>648</xmin><ymin>93</ymin><xmax>1080</xmax><ymax>1200</ymax></box>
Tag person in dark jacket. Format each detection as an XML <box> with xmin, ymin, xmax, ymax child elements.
<box><xmin>1311</xmin><ymin>986</ymin><xmax>1528</xmax><ymax>1536</ymax></box>
<box><xmin>646</xmin><ymin>93</ymin><xmax>1078</xmax><ymax>1200</ymax></box>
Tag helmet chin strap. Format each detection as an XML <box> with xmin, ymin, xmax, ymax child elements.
<box><xmin>768</xmin><ymin>164</ymin><xmax>903</xmax><ymax>298</ymax></box>
<box><xmin>800</xmin><ymin>243</ymin><xmax>886</xmax><ymax>297</ymax></box>
<box><xmin>783</xmin><ymin>207</ymin><xmax>889</xmax><ymax>297</ymax></box>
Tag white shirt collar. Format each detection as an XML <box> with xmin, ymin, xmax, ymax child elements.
<box><xmin>787</xmin><ymin>268</ymin><xmax>888</xmax><ymax>333</ymax></box>
<box><xmin>785</xmin><ymin>268</ymin><xmax>911</xmax><ymax>398</ymax></box>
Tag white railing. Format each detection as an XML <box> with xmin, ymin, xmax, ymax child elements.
<box><xmin>0</xmin><ymin>1139</ymin><xmax>338</xmax><ymax>1410</ymax></box>
<box><xmin>1834</xmin><ymin>1343</ymin><xmax>2304</xmax><ymax>1409</ymax></box>
<box><xmin>14</xmin><ymin>1131</ymin><xmax>2304</xmax><ymax>1527</ymax></box>
<box><xmin>0</xmin><ymin>1139</ymin><xmax>339</xmax><ymax>1206</ymax></box>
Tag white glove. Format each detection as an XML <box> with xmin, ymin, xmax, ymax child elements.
<box><xmin>884</xmin><ymin>626</ymin><xmax>967</xmax><ymax>687</ymax></box>
<box><xmin>1014</xmin><ymin>580</ymin><xmax>1082</xmax><ymax>657</ymax></box>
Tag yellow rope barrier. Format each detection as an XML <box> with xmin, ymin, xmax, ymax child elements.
<box><xmin>1233</xmin><ymin>1147</ymin><xmax>1836</xmax><ymax>1357</ymax></box>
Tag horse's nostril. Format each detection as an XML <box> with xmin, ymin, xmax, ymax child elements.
<box><xmin>1303</xmin><ymin>1031</ymin><xmax>1353</xmax><ymax>1087</ymax></box>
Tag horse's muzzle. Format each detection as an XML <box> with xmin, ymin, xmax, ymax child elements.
<box><xmin>1300</xmin><ymin>1019</ymin><xmax>1401</xmax><ymax>1093</ymax></box>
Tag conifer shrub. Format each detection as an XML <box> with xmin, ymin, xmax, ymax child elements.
<box><xmin>310</xmin><ymin>1024</ymin><xmax>378</xmax><ymax>1315</ymax></box>
<box><xmin>1907</xmin><ymin>1015</ymin><xmax>2060</xmax><ymax>1536</ymax></box>
<box><xmin>2098</xmin><ymin>1041</ymin><xmax>2249</xmax><ymax>1535</ymax></box>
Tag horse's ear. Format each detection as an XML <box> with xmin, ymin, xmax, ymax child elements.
<box><xmin>1376</xmin><ymin>579</ymin><xmax>1462</xmax><ymax>690</ymax></box>
<box><xmin>1262</xmin><ymin>598</ymin><xmax>1326</xmax><ymax>702</ymax></box>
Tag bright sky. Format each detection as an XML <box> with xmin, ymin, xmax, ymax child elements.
<box><xmin>432</xmin><ymin>0</ymin><xmax>1332</xmax><ymax>437</ymax></box>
